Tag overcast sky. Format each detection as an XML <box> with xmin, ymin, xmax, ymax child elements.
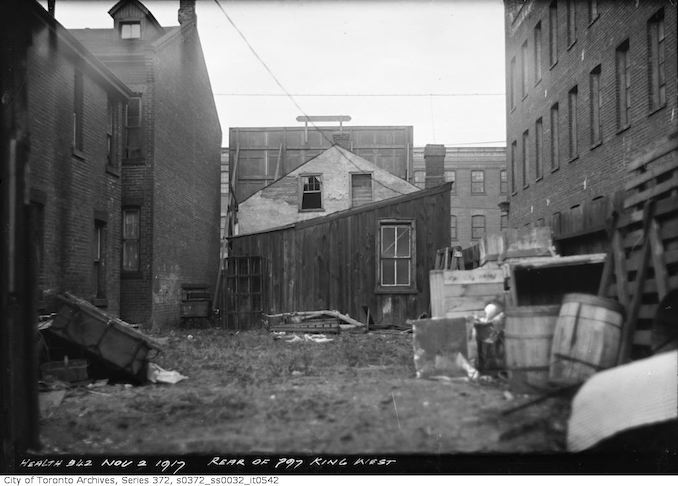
<box><xmin>49</xmin><ymin>0</ymin><xmax>507</xmax><ymax>148</ymax></box>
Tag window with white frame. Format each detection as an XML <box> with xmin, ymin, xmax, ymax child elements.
<box><xmin>120</xmin><ymin>21</ymin><xmax>141</xmax><ymax>39</ymax></box>
<box><xmin>300</xmin><ymin>174</ymin><xmax>323</xmax><ymax>210</ymax></box>
<box><xmin>378</xmin><ymin>221</ymin><xmax>415</xmax><ymax>288</ymax></box>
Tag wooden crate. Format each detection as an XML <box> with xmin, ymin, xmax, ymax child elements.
<box><xmin>602</xmin><ymin>130</ymin><xmax>678</xmax><ymax>361</ymax></box>
<box><xmin>429</xmin><ymin>265</ymin><xmax>505</xmax><ymax>319</ymax></box>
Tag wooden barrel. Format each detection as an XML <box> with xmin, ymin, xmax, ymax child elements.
<box><xmin>549</xmin><ymin>293</ymin><xmax>625</xmax><ymax>386</ymax></box>
<box><xmin>504</xmin><ymin>305</ymin><xmax>560</xmax><ymax>392</ymax></box>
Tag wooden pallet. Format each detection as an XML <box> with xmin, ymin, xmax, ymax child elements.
<box><xmin>601</xmin><ymin>131</ymin><xmax>678</xmax><ymax>362</ymax></box>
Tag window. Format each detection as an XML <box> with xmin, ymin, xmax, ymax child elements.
<box><xmin>648</xmin><ymin>11</ymin><xmax>666</xmax><ymax>111</ymax></box>
<box><xmin>120</xmin><ymin>21</ymin><xmax>141</xmax><ymax>39</ymax></box>
<box><xmin>500</xmin><ymin>169</ymin><xmax>508</xmax><ymax>194</ymax></box>
<box><xmin>535</xmin><ymin>118</ymin><xmax>543</xmax><ymax>180</ymax></box>
<box><xmin>500</xmin><ymin>213</ymin><xmax>509</xmax><ymax>231</ymax></box>
<box><xmin>378</xmin><ymin>221</ymin><xmax>414</xmax><ymax>288</ymax></box>
<box><xmin>122</xmin><ymin>208</ymin><xmax>140</xmax><ymax>273</ymax></box>
<box><xmin>590</xmin><ymin>66</ymin><xmax>602</xmax><ymax>145</ymax></box>
<box><xmin>568</xmin><ymin>86</ymin><xmax>578</xmax><ymax>159</ymax></box>
<box><xmin>444</xmin><ymin>170</ymin><xmax>456</xmax><ymax>193</ymax></box>
<box><xmin>567</xmin><ymin>0</ymin><xmax>577</xmax><ymax>47</ymax></box>
<box><xmin>94</xmin><ymin>220</ymin><xmax>106</xmax><ymax>300</ymax></box>
<box><xmin>106</xmin><ymin>97</ymin><xmax>120</xmax><ymax>169</ymax></box>
<box><xmin>73</xmin><ymin>69</ymin><xmax>83</xmax><ymax>152</ymax></box>
<box><xmin>588</xmin><ymin>0</ymin><xmax>599</xmax><ymax>24</ymax></box>
<box><xmin>521</xmin><ymin>40</ymin><xmax>529</xmax><ymax>98</ymax></box>
<box><xmin>522</xmin><ymin>130</ymin><xmax>529</xmax><ymax>188</ymax></box>
<box><xmin>125</xmin><ymin>96</ymin><xmax>143</xmax><ymax>159</ymax></box>
<box><xmin>510</xmin><ymin>57</ymin><xmax>516</xmax><ymax>109</ymax></box>
<box><xmin>552</xmin><ymin>211</ymin><xmax>562</xmax><ymax>234</ymax></box>
<box><xmin>450</xmin><ymin>215</ymin><xmax>457</xmax><ymax>241</ymax></box>
<box><xmin>300</xmin><ymin>174</ymin><xmax>322</xmax><ymax>210</ymax></box>
<box><xmin>414</xmin><ymin>171</ymin><xmax>425</xmax><ymax>187</ymax></box>
<box><xmin>511</xmin><ymin>141</ymin><xmax>517</xmax><ymax>193</ymax></box>
<box><xmin>616</xmin><ymin>40</ymin><xmax>631</xmax><ymax>129</ymax></box>
<box><xmin>534</xmin><ymin>22</ymin><xmax>542</xmax><ymax>83</ymax></box>
<box><xmin>351</xmin><ymin>173</ymin><xmax>372</xmax><ymax>207</ymax></box>
<box><xmin>549</xmin><ymin>2</ymin><xmax>558</xmax><ymax>65</ymax></box>
<box><xmin>550</xmin><ymin>103</ymin><xmax>560</xmax><ymax>170</ymax></box>
<box><xmin>471</xmin><ymin>170</ymin><xmax>485</xmax><ymax>194</ymax></box>
<box><xmin>471</xmin><ymin>215</ymin><xmax>486</xmax><ymax>240</ymax></box>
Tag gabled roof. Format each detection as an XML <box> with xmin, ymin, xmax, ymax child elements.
<box><xmin>239</xmin><ymin>144</ymin><xmax>419</xmax><ymax>204</ymax></box>
<box><xmin>108</xmin><ymin>0</ymin><xmax>162</xmax><ymax>30</ymax></box>
<box><xmin>230</xmin><ymin>182</ymin><xmax>453</xmax><ymax>239</ymax></box>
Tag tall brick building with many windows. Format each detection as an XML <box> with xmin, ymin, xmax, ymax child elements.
<box><xmin>72</xmin><ymin>0</ymin><xmax>222</xmax><ymax>328</ymax></box>
<box><xmin>26</xmin><ymin>0</ymin><xmax>132</xmax><ymax>315</ymax></box>
<box><xmin>504</xmin><ymin>0</ymin><xmax>677</xmax><ymax>246</ymax></box>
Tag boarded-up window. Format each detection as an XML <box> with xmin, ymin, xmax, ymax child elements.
<box><xmin>122</xmin><ymin>208</ymin><xmax>140</xmax><ymax>273</ymax></box>
<box><xmin>351</xmin><ymin>173</ymin><xmax>372</xmax><ymax>207</ymax></box>
<box><xmin>379</xmin><ymin>222</ymin><xmax>413</xmax><ymax>287</ymax></box>
<box><xmin>125</xmin><ymin>96</ymin><xmax>143</xmax><ymax>159</ymax></box>
<box><xmin>300</xmin><ymin>175</ymin><xmax>322</xmax><ymax>210</ymax></box>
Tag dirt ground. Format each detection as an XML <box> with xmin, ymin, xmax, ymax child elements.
<box><xmin>38</xmin><ymin>329</ymin><xmax>570</xmax><ymax>457</ymax></box>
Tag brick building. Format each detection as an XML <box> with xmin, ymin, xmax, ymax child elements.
<box><xmin>26</xmin><ymin>0</ymin><xmax>132</xmax><ymax>315</ymax></box>
<box><xmin>237</xmin><ymin>145</ymin><xmax>419</xmax><ymax>235</ymax></box>
<box><xmin>71</xmin><ymin>0</ymin><xmax>222</xmax><ymax>328</ymax></box>
<box><xmin>413</xmin><ymin>146</ymin><xmax>507</xmax><ymax>249</ymax></box>
<box><xmin>504</xmin><ymin>0</ymin><xmax>678</xmax><ymax>248</ymax></box>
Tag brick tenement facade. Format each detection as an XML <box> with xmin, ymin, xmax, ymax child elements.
<box><xmin>71</xmin><ymin>0</ymin><xmax>222</xmax><ymax>328</ymax></box>
<box><xmin>26</xmin><ymin>2</ymin><xmax>131</xmax><ymax>315</ymax></box>
<box><xmin>505</xmin><ymin>0</ymin><xmax>678</xmax><ymax>233</ymax></box>
<box><xmin>413</xmin><ymin>146</ymin><xmax>507</xmax><ymax>249</ymax></box>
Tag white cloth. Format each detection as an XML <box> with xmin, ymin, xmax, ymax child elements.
<box><xmin>567</xmin><ymin>351</ymin><xmax>678</xmax><ymax>451</ymax></box>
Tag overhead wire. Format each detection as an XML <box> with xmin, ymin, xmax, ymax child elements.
<box><xmin>212</xmin><ymin>0</ymin><xmax>418</xmax><ymax>195</ymax></box>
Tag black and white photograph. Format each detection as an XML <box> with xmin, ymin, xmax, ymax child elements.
<box><xmin>1</xmin><ymin>0</ymin><xmax>677</xmax><ymax>476</ymax></box>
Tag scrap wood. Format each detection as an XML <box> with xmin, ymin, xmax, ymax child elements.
<box><xmin>264</xmin><ymin>310</ymin><xmax>366</xmax><ymax>329</ymax></box>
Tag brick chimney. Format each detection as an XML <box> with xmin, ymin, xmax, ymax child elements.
<box><xmin>178</xmin><ymin>0</ymin><xmax>196</xmax><ymax>26</ymax></box>
<box><xmin>424</xmin><ymin>144</ymin><xmax>446</xmax><ymax>188</ymax></box>
<box><xmin>48</xmin><ymin>0</ymin><xmax>55</xmax><ymax>16</ymax></box>
<box><xmin>332</xmin><ymin>132</ymin><xmax>351</xmax><ymax>150</ymax></box>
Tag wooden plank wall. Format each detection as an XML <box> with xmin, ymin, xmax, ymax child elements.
<box><xmin>229</xmin><ymin>185</ymin><xmax>451</xmax><ymax>328</ymax></box>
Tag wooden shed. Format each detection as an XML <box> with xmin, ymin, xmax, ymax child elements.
<box><xmin>223</xmin><ymin>183</ymin><xmax>452</xmax><ymax>329</ymax></box>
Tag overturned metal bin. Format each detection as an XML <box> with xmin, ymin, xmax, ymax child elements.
<box><xmin>48</xmin><ymin>292</ymin><xmax>162</xmax><ymax>382</ymax></box>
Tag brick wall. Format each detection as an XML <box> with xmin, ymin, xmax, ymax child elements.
<box><xmin>505</xmin><ymin>0</ymin><xmax>678</xmax><ymax>230</ymax></box>
<box><xmin>151</xmin><ymin>25</ymin><xmax>222</xmax><ymax>328</ymax></box>
<box><xmin>27</xmin><ymin>26</ymin><xmax>124</xmax><ymax>315</ymax></box>
<box><xmin>413</xmin><ymin>147</ymin><xmax>507</xmax><ymax>249</ymax></box>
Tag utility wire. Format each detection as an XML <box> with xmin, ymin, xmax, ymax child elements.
<box><xmin>214</xmin><ymin>92</ymin><xmax>505</xmax><ymax>97</ymax></box>
<box><xmin>212</xmin><ymin>0</ymin><xmax>414</xmax><ymax>195</ymax></box>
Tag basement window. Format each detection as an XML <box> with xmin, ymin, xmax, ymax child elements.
<box><xmin>378</xmin><ymin>220</ymin><xmax>416</xmax><ymax>291</ymax></box>
<box><xmin>120</xmin><ymin>22</ymin><xmax>141</xmax><ymax>40</ymax></box>
<box><xmin>299</xmin><ymin>174</ymin><xmax>323</xmax><ymax>211</ymax></box>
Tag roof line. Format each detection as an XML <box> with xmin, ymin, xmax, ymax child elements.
<box><xmin>30</xmin><ymin>1</ymin><xmax>133</xmax><ymax>99</ymax></box>
<box><xmin>229</xmin><ymin>182</ymin><xmax>452</xmax><ymax>239</ymax></box>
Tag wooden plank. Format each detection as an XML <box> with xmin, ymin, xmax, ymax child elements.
<box><xmin>623</xmin><ymin>218</ymin><xmax>678</xmax><ymax>248</ymax></box>
<box><xmin>441</xmin><ymin>267</ymin><xmax>505</xmax><ymax>285</ymax></box>
<box><xmin>441</xmin><ymin>282</ymin><xmax>505</xmax><ymax>297</ymax></box>
<box><xmin>649</xmin><ymin>219</ymin><xmax>669</xmax><ymax>300</ymax></box>
<box><xmin>624</xmin><ymin>172</ymin><xmax>678</xmax><ymax>209</ymax></box>
<box><xmin>624</xmin><ymin>153</ymin><xmax>678</xmax><ymax>191</ymax></box>
<box><xmin>626</xmin><ymin>130</ymin><xmax>678</xmax><ymax>172</ymax></box>
<box><xmin>442</xmin><ymin>295</ymin><xmax>493</xmax><ymax>315</ymax></box>
<box><xmin>617</xmin><ymin>195</ymin><xmax>678</xmax><ymax>228</ymax></box>
<box><xmin>617</xmin><ymin>203</ymin><xmax>654</xmax><ymax>365</ymax></box>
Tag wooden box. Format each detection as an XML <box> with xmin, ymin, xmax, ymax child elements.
<box><xmin>49</xmin><ymin>294</ymin><xmax>162</xmax><ymax>381</ymax></box>
<box><xmin>429</xmin><ymin>265</ymin><xmax>505</xmax><ymax>319</ymax></box>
